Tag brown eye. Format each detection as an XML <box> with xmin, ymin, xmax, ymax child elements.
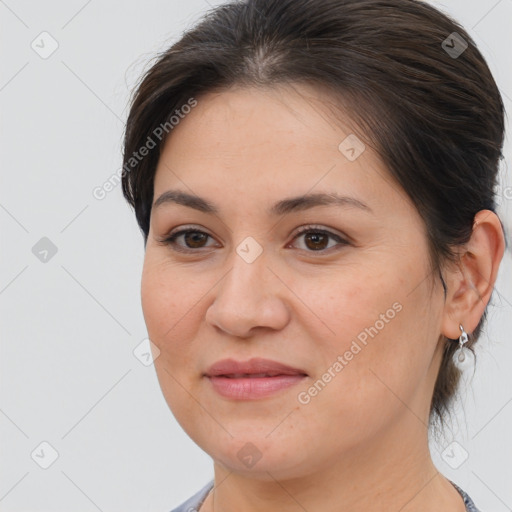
<box><xmin>303</xmin><ymin>232</ymin><xmax>329</xmax><ymax>251</ymax></box>
<box><xmin>159</xmin><ymin>225</ymin><xmax>348</xmax><ymax>255</ymax></box>
<box><xmin>181</xmin><ymin>231</ymin><xmax>209</xmax><ymax>248</ymax></box>
<box><xmin>291</xmin><ymin>226</ymin><xmax>349</xmax><ymax>253</ymax></box>
<box><xmin>159</xmin><ymin>228</ymin><xmax>218</xmax><ymax>252</ymax></box>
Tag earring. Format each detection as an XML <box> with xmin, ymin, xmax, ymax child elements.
<box><xmin>452</xmin><ymin>324</ymin><xmax>475</xmax><ymax>370</ymax></box>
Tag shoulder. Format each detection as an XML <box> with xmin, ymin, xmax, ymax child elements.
<box><xmin>171</xmin><ymin>479</ymin><xmax>483</xmax><ymax>512</ymax></box>
<box><xmin>169</xmin><ymin>480</ymin><xmax>214</xmax><ymax>512</ymax></box>
<box><xmin>449</xmin><ymin>480</ymin><xmax>482</xmax><ymax>512</ymax></box>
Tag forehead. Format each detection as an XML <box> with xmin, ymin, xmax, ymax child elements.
<box><xmin>153</xmin><ymin>84</ymin><xmax>405</xmax><ymax>214</ymax></box>
<box><xmin>159</xmin><ymin>83</ymin><xmax>357</xmax><ymax>159</ymax></box>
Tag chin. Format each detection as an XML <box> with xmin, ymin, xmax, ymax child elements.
<box><xmin>194</xmin><ymin>432</ymin><xmax>311</xmax><ymax>479</ymax></box>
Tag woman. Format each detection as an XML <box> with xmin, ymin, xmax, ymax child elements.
<box><xmin>121</xmin><ymin>0</ymin><xmax>507</xmax><ymax>510</ymax></box>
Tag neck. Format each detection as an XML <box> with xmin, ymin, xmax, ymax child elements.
<box><xmin>202</xmin><ymin>411</ymin><xmax>465</xmax><ymax>512</ymax></box>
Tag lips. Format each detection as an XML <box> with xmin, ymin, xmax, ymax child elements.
<box><xmin>204</xmin><ymin>358</ymin><xmax>308</xmax><ymax>400</ymax></box>
<box><xmin>204</xmin><ymin>357</ymin><xmax>308</xmax><ymax>378</ymax></box>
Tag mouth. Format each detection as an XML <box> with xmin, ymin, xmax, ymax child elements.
<box><xmin>204</xmin><ymin>358</ymin><xmax>308</xmax><ymax>400</ymax></box>
<box><xmin>218</xmin><ymin>372</ymin><xmax>297</xmax><ymax>378</ymax></box>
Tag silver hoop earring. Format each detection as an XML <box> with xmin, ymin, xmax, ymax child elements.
<box><xmin>452</xmin><ymin>324</ymin><xmax>475</xmax><ymax>370</ymax></box>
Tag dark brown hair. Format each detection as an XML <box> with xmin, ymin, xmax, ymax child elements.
<box><xmin>121</xmin><ymin>0</ymin><xmax>507</xmax><ymax>433</ymax></box>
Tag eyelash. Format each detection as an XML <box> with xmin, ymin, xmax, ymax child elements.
<box><xmin>158</xmin><ymin>225</ymin><xmax>349</xmax><ymax>255</ymax></box>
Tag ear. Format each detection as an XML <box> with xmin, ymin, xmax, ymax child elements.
<box><xmin>440</xmin><ymin>209</ymin><xmax>505</xmax><ymax>340</ymax></box>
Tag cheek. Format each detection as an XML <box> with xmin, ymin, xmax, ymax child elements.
<box><xmin>140</xmin><ymin>258</ymin><xmax>197</xmax><ymax>356</ymax></box>
<box><xmin>331</xmin><ymin>293</ymin><xmax>436</xmax><ymax>428</ymax></box>
<box><xmin>141</xmin><ymin>263</ymin><xmax>172</xmax><ymax>341</ymax></box>
<box><xmin>140</xmin><ymin>259</ymin><xmax>205</xmax><ymax>421</ymax></box>
<box><xmin>289</xmin><ymin>262</ymin><xmax>396</xmax><ymax>345</ymax></box>
<box><xmin>295</xmin><ymin>258</ymin><xmax>431</xmax><ymax>396</ymax></box>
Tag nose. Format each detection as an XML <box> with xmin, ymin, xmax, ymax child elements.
<box><xmin>205</xmin><ymin>250</ymin><xmax>291</xmax><ymax>338</ymax></box>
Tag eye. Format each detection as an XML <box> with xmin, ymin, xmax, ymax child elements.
<box><xmin>158</xmin><ymin>227</ymin><xmax>218</xmax><ymax>253</ymax></box>
<box><xmin>157</xmin><ymin>224</ymin><xmax>349</xmax><ymax>254</ymax></box>
<box><xmin>288</xmin><ymin>225</ymin><xmax>349</xmax><ymax>253</ymax></box>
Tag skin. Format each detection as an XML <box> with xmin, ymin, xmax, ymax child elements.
<box><xmin>141</xmin><ymin>83</ymin><xmax>505</xmax><ymax>512</ymax></box>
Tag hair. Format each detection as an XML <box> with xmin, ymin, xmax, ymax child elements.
<box><xmin>121</xmin><ymin>0</ymin><xmax>507</xmax><ymax>435</ymax></box>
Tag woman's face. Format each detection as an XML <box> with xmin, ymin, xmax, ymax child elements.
<box><xmin>141</xmin><ymin>84</ymin><xmax>447</xmax><ymax>479</ymax></box>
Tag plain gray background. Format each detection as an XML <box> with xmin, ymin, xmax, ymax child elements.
<box><xmin>1</xmin><ymin>1</ymin><xmax>511</xmax><ymax>511</ymax></box>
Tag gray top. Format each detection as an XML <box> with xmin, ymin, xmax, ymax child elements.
<box><xmin>170</xmin><ymin>478</ymin><xmax>481</xmax><ymax>512</ymax></box>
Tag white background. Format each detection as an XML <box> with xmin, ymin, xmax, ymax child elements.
<box><xmin>1</xmin><ymin>1</ymin><xmax>511</xmax><ymax>511</ymax></box>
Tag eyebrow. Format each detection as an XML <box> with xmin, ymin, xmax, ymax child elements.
<box><xmin>152</xmin><ymin>190</ymin><xmax>373</xmax><ymax>216</ymax></box>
